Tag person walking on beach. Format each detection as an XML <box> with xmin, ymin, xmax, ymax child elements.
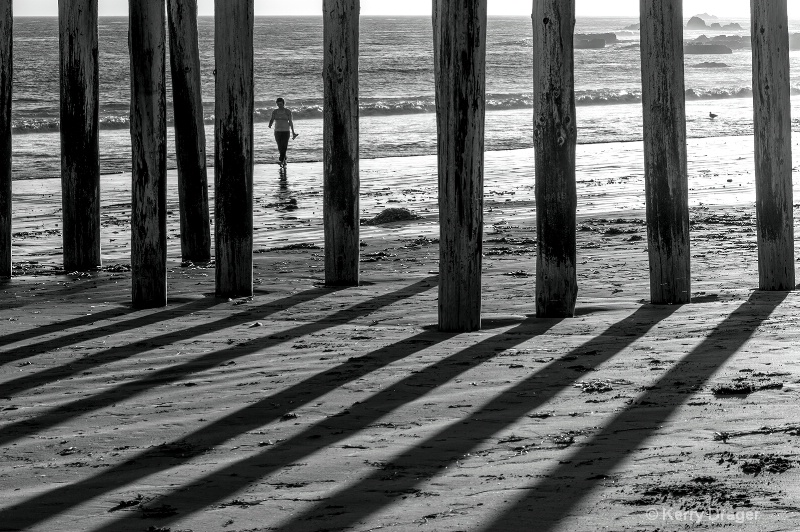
<box><xmin>268</xmin><ymin>97</ymin><xmax>298</xmax><ymax>167</ymax></box>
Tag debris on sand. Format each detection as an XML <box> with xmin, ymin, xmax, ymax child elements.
<box><xmin>740</xmin><ymin>454</ymin><xmax>795</xmax><ymax>475</ymax></box>
<box><xmin>712</xmin><ymin>382</ymin><xmax>757</xmax><ymax>395</ymax></box>
<box><xmin>484</xmin><ymin>246</ymin><xmax>536</xmax><ymax>256</ymax></box>
<box><xmin>707</xmin><ymin>451</ymin><xmax>795</xmax><ymax>475</ymax></box>
<box><xmin>629</xmin><ymin>478</ymin><xmax>753</xmax><ymax>510</ymax></box>
<box><xmin>140</xmin><ymin>504</ymin><xmax>178</xmax><ymax>518</ymax></box>
<box><xmin>711</xmin><ymin>423</ymin><xmax>800</xmax><ymax>442</ymax></box>
<box><xmin>552</xmin><ymin>433</ymin><xmax>576</xmax><ymax>446</ymax></box>
<box><xmin>108</xmin><ymin>494</ymin><xmax>144</xmax><ymax>512</ymax></box>
<box><xmin>361</xmin><ymin>250</ymin><xmax>397</xmax><ymax>262</ymax></box>
<box><xmin>102</xmin><ymin>263</ymin><xmax>132</xmax><ymax>272</ymax></box>
<box><xmin>107</xmin><ymin>494</ymin><xmax>179</xmax><ymax>520</ymax></box>
<box><xmin>711</xmin><ymin>380</ymin><xmax>783</xmax><ymax>396</ymax></box>
<box><xmin>402</xmin><ymin>235</ymin><xmax>439</xmax><ymax>248</ymax></box>
<box><xmin>361</xmin><ymin>207</ymin><xmax>421</xmax><ymax>225</ymax></box>
<box><xmin>486</xmin><ymin>236</ymin><xmax>536</xmax><ymax>245</ymax></box>
<box><xmin>219</xmin><ymin>498</ymin><xmax>262</xmax><ymax>508</ymax></box>
<box><xmin>576</xmin><ymin>379</ymin><xmax>614</xmax><ymax>393</ymax></box>
<box><xmin>256</xmin><ymin>242</ymin><xmax>321</xmax><ymax>252</ymax></box>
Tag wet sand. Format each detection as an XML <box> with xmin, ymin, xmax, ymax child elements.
<box><xmin>2</xmin><ymin>136</ymin><xmax>800</xmax><ymax>531</ymax></box>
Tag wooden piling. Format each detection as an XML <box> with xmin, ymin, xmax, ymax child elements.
<box><xmin>129</xmin><ymin>0</ymin><xmax>167</xmax><ymax>308</ymax></box>
<box><xmin>0</xmin><ymin>0</ymin><xmax>10</xmax><ymax>279</ymax></box>
<box><xmin>59</xmin><ymin>0</ymin><xmax>101</xmax><ymax>272</ymax></box>
<box><xmin>639</xmin><ymin>0</ymin><xmax>691</xmax><ymax>304</ymax></box>
<box><xmin>751</xmin><ymin>0</ymin><xmax>795</xmax><ymax>290</ymax></box>
<box><xmin>323</xmin><ymin>0</ymin><xmax>360</xmax><ymax>286</ymax></box>
<box><xmin>532</xmin><ymin>0</ymin><xmax>578</xmax><ymax>318</ymax></box>
<box><xmin>167</xmin><ymin>0</ymin><xmax>211</xmax><ymax>263</ymax></box>
<box><xmin>433</xmin><ymin>0</ymin><xmax>487</xmax><ymax>332</ymax></box>
<box><xmin>214</xmin><ymin>0</ymin><xmax>254</xmax><ymax>298</ymax></box>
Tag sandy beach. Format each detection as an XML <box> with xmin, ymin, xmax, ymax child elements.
<box><xmin>2</xmin><ymin>135</ymin><xmax>800</xmax><ymax>531</ymax></box>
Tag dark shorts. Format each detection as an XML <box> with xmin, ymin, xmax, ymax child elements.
<box><xmin>274</xmin><ymin>131</ymin><xmax>290</xmax><ymax>162</ymax></box>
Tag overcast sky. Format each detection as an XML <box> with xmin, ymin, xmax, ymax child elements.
<box><xmin>12</xmin><ymin>0</ymin><xmax>800</xmax><ymax>18</ymax></box>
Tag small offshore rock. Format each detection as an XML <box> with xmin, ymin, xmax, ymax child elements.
<box><xmin>361</xmin><ymin>208</ymin><xmax>421</xmax><ymax>226</ymax></box>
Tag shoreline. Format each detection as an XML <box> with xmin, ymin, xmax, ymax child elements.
<box><xmin>11</xmin><ymin>89</ymin><xmax>797</xmax><ymax>182</ymax></box>
<box><xmin>8</xmin><ymin>131</ymin><xmax>792</xmax><ymax>275</ymax></box>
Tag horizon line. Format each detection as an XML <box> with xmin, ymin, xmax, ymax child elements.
<box><xmin>11</xmin><ymin>14</ymin><xmax>759</xmax><ymax>19</ymax></box>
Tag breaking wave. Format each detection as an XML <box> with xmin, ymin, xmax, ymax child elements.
<box><xmin>11</xmin><ymin>86</ymin><xmax>800</xmax><ymax>133</ymax></box>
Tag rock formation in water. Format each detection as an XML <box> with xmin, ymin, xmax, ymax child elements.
<box><xmin>687</xmin><ymin>15</ymin><xmax>744</xmax><ymax>32</ymax></box>
<box><xmin>684</xmin><ymin>43</ymin><xmax>733</xmax><ymax>55</ymax></box>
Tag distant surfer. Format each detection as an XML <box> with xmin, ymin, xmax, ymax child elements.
<box><xmin>709</xmin><ymin>112</ymin><xmax>718</xmax><ymax>119</ymax></box>
<box><xmin>268</xmin><ymin>97</ymin><xmax>299</xmax><ymax>167</ymax></box>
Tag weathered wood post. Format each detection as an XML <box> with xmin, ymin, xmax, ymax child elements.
<box><xmin>0</xmin><ymin>0</ymin><xmax>10</xmax><ymax>279</ymax></box>
<box><xmin>167</xmin><ymin>0</ymin><xmax>211</xmax><ymax>263</ymax></box>
<box><xmin>532</xmin><ymin>0</ymin><xmax>578</xmax><ymax>318</ymax></box>
<box><xmin>215</xmin><ymin>0</ymin><xmax>254</xmax><ymax>298</ymax></box>
<box><xmin>129</xmin><ymin>0</ymin><xmax>167</xmax><ymax>308</ymax></box>
<box><xmin>433</xmin><ymin>0</ymin><xmax>487</xmax><ymax>332</ymax></box>
<box><xmin>59</xmin><ymin>0</ymin><xmax>101</xmax><ymax>272</ymax></box>
<box><xmin>751</xmin><ymin>0</ymin><xmax>795</xmax><ymax>290</ymax></box>
<box><xmin>323</xmin><ymin>0</ymin><xmax>360</xmax><ymax>286</ymax></box>
<box><xmin>639</xmin><ymin>0</ymin><xmax>691</xmax><ymax>304</ymax></box>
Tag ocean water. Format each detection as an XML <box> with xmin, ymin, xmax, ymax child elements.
<box><xmin>9</xmin><ymin>15</ymin><xmax>800</xmax><ymax>180</ymax></box>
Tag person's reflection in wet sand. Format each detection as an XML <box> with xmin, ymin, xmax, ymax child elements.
<box><xmin>274</xmin><ymin>166</ymin><xmax>298</xmax><ymax>213</ymax></box>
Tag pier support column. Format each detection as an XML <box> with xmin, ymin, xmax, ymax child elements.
<box><xmin>59</xmin><ymin>0</ymin><xmax>101</xmax><ymax>272</ymax></box>
<box><xmin>640</xmin><ymin>0</ymin><xmax>691</xmax><ymax>304</ymax></box>
<box><xmin>433</xmin><ymin>0</ymin><xmax>487</xmax><ymax>332</ymax></box>
<box><xmin>0</xmin><ymin>0</ymin><xmax>10</xmax><ymax>279</ymax></box>
<box><xmin>323</xmin><ymin>0</ymin><xmax>360</xmax><ymax>286</ymax></box>
<box><xmin>168</xmin><ymin>0</ymin><xmax>211</xmax><ymax>263</ymax></box>
<box><xmin>751</xmin><ymin>0</ymin><xmax>794</xmax><ymax>290</ymax></box>
<box><xmin>129</xmin><ymin>0</ymin><xmax>167</xmax><ymax>308</ymax></box>
<box><xmin>533</xmin><ymin>0</ymin><xmax>578</xmax><ymax>318</ymax></box>
<box><xmin>214</xmin><ymin>0</ymin><xmax>254</xmax><ymax>298</ymax></box>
